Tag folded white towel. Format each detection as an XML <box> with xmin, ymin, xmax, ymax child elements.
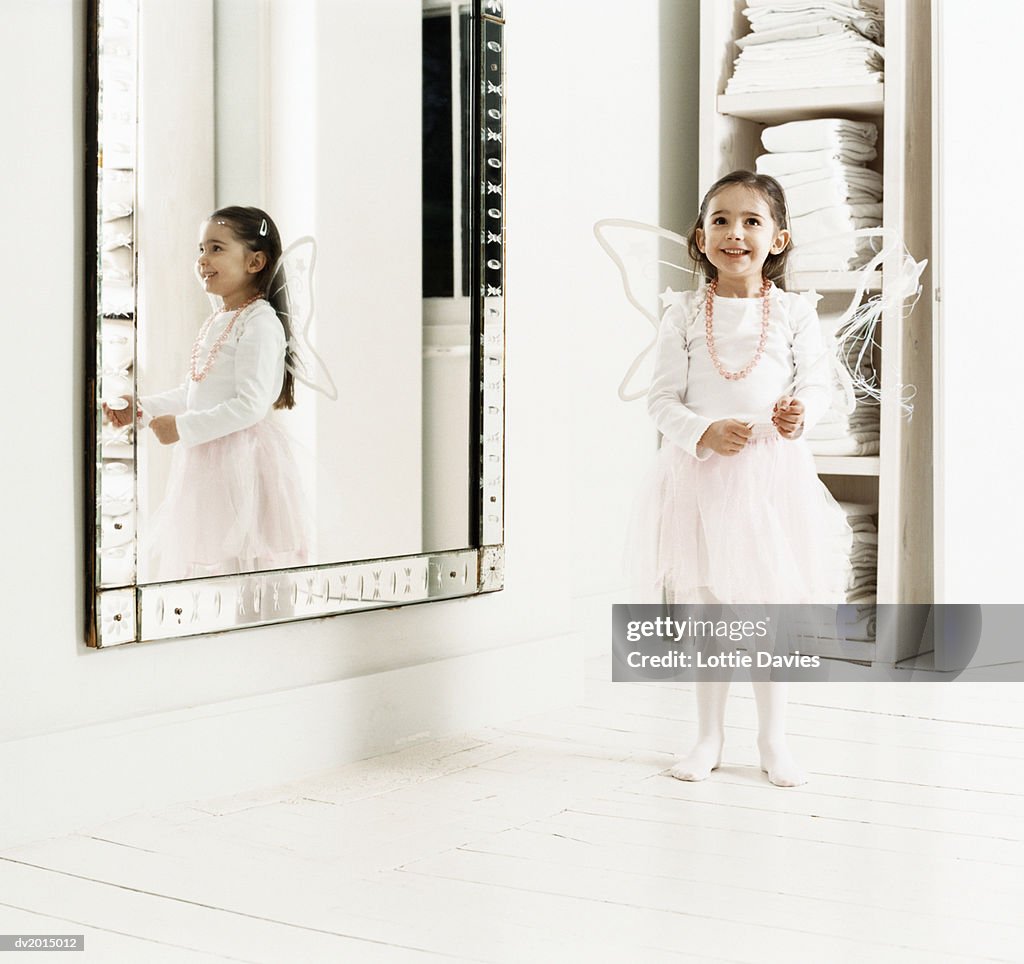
<box><xmin>794</xmin><ymin>241</ymin><xmax>881</xmax><ymax>277</ymax></box>
<box><xmin>838</xmin><ymin>612</ymin><xmax>876</xmax><ymax>641</ymax></box>
<box><xmin>789</xmin><ymin>250</ymin><xmax>879</xmax><ymax>272</ymax></box>
<box><xmin>846</xmin><ymin>592</ymin><xmax>877</xmax><ymax>604</ymax></box>
<box><xmin>850</xmin><ymin>558</ymin><xmax>878</xmax><ymax>570</ymax></box>
<box><xmin>842</xmin><ymin>599</ymin><xmax>878</xmax><ymax>614</ymax></box>
<box><xmin>772</xmin><ymin>163</ymin><xmax>882</xmax><ymax>194</ymax></box>
<box><xmin>744</xmin><ymin>2</ymin><xmax>884</xmax><ymax>43</ymax></box>
<box><xmin>808</xmin><ymin>425</ymin><xmax>880</xmax><ymax>443</ymax></box>
<box><xmin>734</xmin><ymin>37</ymin><xmax>883</xmax><ymax>63</ymax></box>
<box><xmin>735</xmin><ymin>19</ymin><xmax>847</xmax><ymax>48</ymax></box>
<box><xmin>726</xmin><ymin>28</ymin><xmax>886</xmax><ymax>93</ymax></box>
<box><xmin>850</xmin><ymin>538</ymin><xmax>879</xmax><ymax>553</ymax></box>
<box><xmin>745</xmin><ymin>0</ymin><xmax>882</xmax><ymax>8</ymax></box>
<box><xmin>743</xmin><ymin>1</ymin><xmax>883</xmax><ymax>13</ymax></box>
<box><xmin>784</xmin><ymin>177</ymin><xmax>882</xmax><ymax>217</ymax></box>
<box><xmin>807</xmin><ymin>423</ymin><xmax>856</xmax><ymax>441</ymax></box>
<box><xmin>733</xmin><ymin>32</ymin><xmax>884</xmax><ymax>63</ymax></box>
<box><xmin>809</xmin><ymin>436</ymin><xmax>880</xmax><ymax>455</ymax></box>
<box><xmin>762</xmin><ymin>118</ymin><xmax>878</xmax><ymax>153</ymax></box>
<box><xmin>837</xmin><ymin>499</ymin><xmax>879</xmax><ymax>517</ymax></box>
<box><xmin>756</xmin><ymin>146</ymin><xmax>878</xmax><ymax>175</ymax></box>
<box><xmin>792</xmin><ymin>205</ymin><xmax>882</xmax><ymax>247</ymax></box>
<box><xmin>727</xmin><ymin>64</ymin><xmax>883</xmax><ymax>95</ymax></box>
<box><xmin>789</xmin><ymin>251</ymin><xmax>857</xmax><ymax>271</ymax></box>
<box><xmin>808</xmin><ymin>425</ymin><xmax>881</xmax><ymax>442</ymax></box>
<box><xmin>851</xmin><ymin>553</ymin><xmax>878</xmax><ymax>568</ymax></box>
<box><xmin>799</xmin><ymin>234</ymin><xmax>879</xmax><ymax>256</ymax></box>
<box><xmin>815</xmin><ymin>404</ymin><xmax>880</xmax><ymax>425</ymax></box>
<box><xmin>808</xmin><ymin>412</ymin><xmax>880</xmax><ymax>439</ymax></box>
<box><xmin>847</xmin><ymin>572</ymin><xmax>877</xmax><ymax>591</ymax></box>
<box><xmin>745</xmin><ymin>20</ymin><xmax>882</xmax><ymax>50</ymax></box>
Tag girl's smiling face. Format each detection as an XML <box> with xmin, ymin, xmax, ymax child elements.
<box><xmin>695</xmin><ymin>185</ymin><xmax>790</xmax><ymax>296</ymax></box>
<box><xmin>196</xmin><ymin>220</ymin><xmax>266</xmax><ymax>309</ymax></box>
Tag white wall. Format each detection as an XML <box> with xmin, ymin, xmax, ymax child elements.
<box><xmin>567</xmin><ymin>1</ymin><xmax>700</xmax><ymax>648</ymax></box>
<box><xmin>0</xmin><ymin>0</ymin><xmax>694</xmax><ymax>847</ymax></box>
<box><xmin>933</xmin><ymin>0</ymin><xmax>1024</xmax><ymax>603</ymax></box>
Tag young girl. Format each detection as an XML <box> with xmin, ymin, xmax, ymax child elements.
<box><xmin>641</xmin><ymin>171</ymin><xmax>851</xmax><ymax>787</ymax></box>
<box><xmin>106</xmin><ymin>205</ymin><xmax>311</xmax><ymax>581</ymax></box>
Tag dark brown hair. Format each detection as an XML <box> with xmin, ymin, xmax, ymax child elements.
<box><xmin>208</xmin><ymin>205</ymin><xmax>295</xmax><ymax>410</ymax></box>
<box><xmin>686</xmin><ymin>171</ymin><xmax>792</xmax><ymax>289</ymax></box>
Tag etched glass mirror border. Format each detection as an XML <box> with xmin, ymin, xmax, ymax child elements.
<box><xmin>85</xmin><ymin>0</ymin><xmax>506</xmax><ymax>646</ymax></box>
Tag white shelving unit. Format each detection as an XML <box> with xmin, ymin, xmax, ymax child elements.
<box><xmin>718</xmin><ymin>85</ymin><xmax>884</xmax><ymax>122</ymax></box>
<box><xmin>814</xmin><ymin>455</ymin><xmax>881</xmax><ymax>477</ymax></box>
<box><xmin>699</xmin><ymin>0</ymin><xmax>934</xmax><ymax>664</ymax></box>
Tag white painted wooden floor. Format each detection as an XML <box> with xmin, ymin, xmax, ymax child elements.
<box><xmin>1</xmin><ymin>656</ymin><xmax>1022</xmax><ymax>963</ymax></box>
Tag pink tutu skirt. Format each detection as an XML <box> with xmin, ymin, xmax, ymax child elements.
<box><xmin>627</xmin><ymin>425</ymin><xmax>852</xmax><ymax>605</ymax></box>
<box><xmin>145</xmin><ymin>418</ymin><xmax>313</xmax><ymax>582</ymax></box>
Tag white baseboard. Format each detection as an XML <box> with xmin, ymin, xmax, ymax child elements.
<box><xmin>0</xmin><ymin>633</ymin><xmax>582</xmax><ymax>849</ymax></box>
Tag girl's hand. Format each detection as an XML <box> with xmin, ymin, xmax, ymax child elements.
<box><xmin>772</xmin><ymin>395</ymin><xmax>805</xmax><ymax>439</ymax></box>
<box><xmin>150</xmin><ymin>415</ymin><xmax>180</xmax><ymax>445</ymax></box>
<box><xmin>102</xmin><ymin>394</ymin><xmax>134</xmax><ymax>427</ymax></box>
<box><xmin>698</xmin><ymin>419</ymin><xmax>753</xmax><ymax>456</ymax></box>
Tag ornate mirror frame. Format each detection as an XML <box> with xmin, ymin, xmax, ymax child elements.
<box><xmin>85</xmin><ymin>0</ymin><xmax>506</xmax><ymax>646</ymax></box>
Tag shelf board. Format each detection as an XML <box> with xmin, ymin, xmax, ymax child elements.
<box><xmin>791</xmin><ymin>270</ymin><xmax>881</xmax><ymax>293</ymax></box>
<box><xmin>789</xmin><ymin>634</ymin><xmax>876</xmax><ymax>661</ymax></box>
<box><xmin>717</xmin><ymin>85</ymin><xmax>884</xmax><ymax>123</ymax></box>
<box><xmin>814</xmin><ymin>455</ymin><xmax>880</xmax><ymax>476</ymax></box>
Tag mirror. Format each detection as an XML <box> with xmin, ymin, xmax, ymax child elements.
<box><xmin>86</xmin><ymin>0</ymin><xmax>506</xmax><ymax>645</ymax></box>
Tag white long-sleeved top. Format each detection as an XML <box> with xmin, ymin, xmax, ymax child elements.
<box><xmin>141</xmin><ymin>300</ymin><xmax>286</xmax><ymax>448</ymax></box>
<box><xmin>647</xmin><ymin>285</ymin><xmax>832</xmax><ymax>460</ymax></box>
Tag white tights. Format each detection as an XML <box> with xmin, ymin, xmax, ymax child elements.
<box><xmin>668</xmin><ymin>676</ymin><xmax>807</xmax><ymax>787</ymax></box>
<box><xmin>667</xmin><ymin>589</ymin><xmax>807</xmax><ymax>787</ymax></box>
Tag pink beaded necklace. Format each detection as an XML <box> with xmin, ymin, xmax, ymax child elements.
<box><xmin>189</xmin><ymin>294</ymin><xmax>262</xmax><ymax>382</ymax></box>
<box><xmin>704</xmin><ymin>276</ymin><xmax>772</xmax><ymax>381</ymax></box>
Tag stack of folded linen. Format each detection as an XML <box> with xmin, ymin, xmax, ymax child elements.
<box><xmin>836</xmin><ymin>601</ymin><xmax>876</xmax><ymax>641</ymax></box>
<box><xmin>807</xmin><ymin>402</ymin><xmax>880</xmax><ymax>456</ymax></box>
<box><xmin>837</xmin><ymin>499</ymin><xmax>878</xmax><ymax>603</ymax></box>
<box><xmin>762</xmin><ymin>117</ymin><xmax>879</xmax><ymax>160</ymax></box>
<box><xmin>725</xmin><ymin>0</ymin><xmax>884</xmax><ymax>95</ymax></box>
<box><xmin>755</xmin><ymin>118</ymin><xmax>883</xmax><ymax>272</ymax></box>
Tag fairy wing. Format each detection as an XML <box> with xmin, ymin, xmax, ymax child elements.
<box><xmin>268</xmin><ymin>236</ymin><xmax>339</xmax><ymax>401</ymax></box>
<box><xmin>798</xmin><ymin>226</ymin><xmax>926</xmax><ymax>418</ymax></box>
<box><xmin>592</xmin><ymin>219</ymin><xmax>699</xmax><ymax>400</ymax></box>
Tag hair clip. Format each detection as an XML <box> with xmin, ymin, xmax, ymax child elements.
<box><xmin>259</xmin><ymin>218</ymin><xmax>268</xmax><ymax>237</ymax></box>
